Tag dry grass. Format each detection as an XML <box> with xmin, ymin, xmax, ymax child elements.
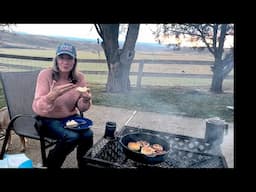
<box><xmin>0</xmin><ymin>48</ymin><xmax>234</xmax><ymax>123</ymax></box>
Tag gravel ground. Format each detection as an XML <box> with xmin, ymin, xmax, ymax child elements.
<box><xmin>0</xmin><ymin>105</ymin><xmax>234</xmax><ymax>168</ymax></box>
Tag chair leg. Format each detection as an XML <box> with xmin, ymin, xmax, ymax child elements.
<box><xmin>34</xmin><ymin>117</ymin><xmax>48</xmax><ymax>167</ymax></box>
<box><xmin>0</xmin><ymin>127</ymin><xmax>11</xmax><ymax>159</ymax></box>
<box><xmin>39</xmin><ymin>137</ymin><xmax>47</xmax><ymax>167</ymax></box>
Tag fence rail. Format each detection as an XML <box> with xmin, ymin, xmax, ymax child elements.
<box><xmin>0</xmin><ymin>53</ymin><xmax>214</xmax><ymax>65</ymax></box>
<box><xmin>0</xmin><ymin>53</ymin><xmax>233</xmax><ymax>87</ymax></box>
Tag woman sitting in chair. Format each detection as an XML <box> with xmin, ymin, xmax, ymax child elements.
<box><xmin>32</xmin><ymin>42</ymin><xmax>93</xmax><ymax>169</ymax></box>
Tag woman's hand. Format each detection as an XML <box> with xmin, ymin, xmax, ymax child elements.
<box><xmin>81</xmin><ymin>91</ymin><xmax>92</xmax><ymax>103</ymax></box>
<box><xmin>78</xmin><ymin>88</ymin><xmax>92</xmax><ymax>103</ymax></box>
<box><xmin>47</xmin><ymin>80</ymin><xmax>77</xmax><ymax>102</ymax></box>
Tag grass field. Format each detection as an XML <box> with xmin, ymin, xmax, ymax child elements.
<box><xmin>0</xmin><ymin>48</ymin><xmax>234</xmax><ymax>122</ymax></box>
<box><xmin>0</xmin><ymin>48</ymin><xmax>214</xmax><ymax>59</ymax></box>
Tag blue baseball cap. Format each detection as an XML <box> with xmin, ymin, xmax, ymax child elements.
<box><xmin>56</xmin><ymin>42</ymin><xmax>76</xmax><ymax>58</ymax></box>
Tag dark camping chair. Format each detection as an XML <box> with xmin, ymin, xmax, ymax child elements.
<box><xmin>0</xmin><ymin>70</ymin><xmax>83</xmax><ymax>167</ymax></box>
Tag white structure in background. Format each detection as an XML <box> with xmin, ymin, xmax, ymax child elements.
<box><xmin>157</xmin><ymin>33</ymin><xmax>233</xmax><ymax>50</ymax></box>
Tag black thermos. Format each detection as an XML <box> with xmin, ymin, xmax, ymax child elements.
<box><xmin>104</xmin><ymin>121</ymin><xmax>117</xmax><ymax>139</ymax></box>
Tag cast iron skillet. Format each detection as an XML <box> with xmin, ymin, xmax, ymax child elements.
<box><xmin>119</xmin><ymin>132</ymin><xmax>170</xmax><ymax>164</ymax></box>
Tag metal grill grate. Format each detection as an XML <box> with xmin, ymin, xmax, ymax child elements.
<box><xmin>83</xmin><ymin>126</ymin><xmax>228</xmax><ymax>168</ymax></box>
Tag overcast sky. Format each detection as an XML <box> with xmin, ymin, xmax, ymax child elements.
<box><xmin>12</xmin><ymin>24</ymin><xmax>158</xmax><ymax>43</ymax></box>
<box><xmin>11</xmin><ymin>24</ymin><xmax>233</xmax><ymax>48</ymax></box>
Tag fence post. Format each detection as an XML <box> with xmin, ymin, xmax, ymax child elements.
<box><xmin>136</xmin><ymin>61</ymin><xmax>144</xmax><ymax>88</ymax></box>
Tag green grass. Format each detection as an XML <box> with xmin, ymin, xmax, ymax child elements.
<box><xmin>0</xmin><ymin>82</ymin><xmax>233</xmax><ymax>122</ymax></box>
<box><xmin>91</xmin><ymin>84</ymin><xmax>233</xmax><ymax>122</ymax></box>
<box><xmin>85</xmin><ymin>74</ymin><xmax>233</xmax><ymax>91</ymax></box>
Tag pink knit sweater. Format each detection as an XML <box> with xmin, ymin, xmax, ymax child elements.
<box><xmin>32</xmin><ymin>68</ymin><xmax>91</xmax><ymax>118</ymax></box>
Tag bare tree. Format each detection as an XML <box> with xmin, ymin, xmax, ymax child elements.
<box><xmin>94</xmin><ymin>24</ymin><xmax>140</xmax><ymax>93</ymax></box>
<box><xmin>154</xmin><ymin>24</ymin><xmax>234</xmax><ymax>93</ymax></box>
<box><xmin>0</xmin><ymin>24</ymin><xmax>15</xmax><ymax>46</ymax></box>
<box><xmin>0</xmin><ymin>24</ymin><xmax>7</xmax><ymax>30</ymax></box>
<box><xmin>0</xmin><ymin>24</ymin><xmax>15</xmax><ymax>32</ymax></box>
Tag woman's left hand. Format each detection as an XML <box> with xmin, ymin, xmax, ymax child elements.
<box><xmin>80</xmin><ymin>90</ymin><xmax>92</xmax><ymax>103</ymax></box>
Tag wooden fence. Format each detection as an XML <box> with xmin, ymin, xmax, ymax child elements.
<box><xmin>0</xmin><ymin>53</ymin><xmax>233</xmax><ymax>88</ymax></box>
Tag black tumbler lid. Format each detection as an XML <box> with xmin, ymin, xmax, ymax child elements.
<box><xmin>104</xmin><ymin>121</ymin><xmax>116</xmax><ymax>139</ymax></box>
<box><xmin>106</xmin><ymin>121</ymin><xmax>116</xmax><ymax>127</ymax></box>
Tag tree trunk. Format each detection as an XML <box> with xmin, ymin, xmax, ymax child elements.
<box><xmin>99</xmin><ymin>24</ymin><xmax>139</xmax><ymax>92</ymax></box>
<box><xmin>222</xmin><ymin>49</ymin><xmax>234</xmax><ymax>79</ymax></box>
<box><xmin>210</xmin><ymin>60</ymin><xmax>224</xmax><ymax>93</ymax></box>
<box><xmin>105</xmin><ymin>48</ymin><xmax>134</xmax><ymax>92</ymax></box>
<box><xmin>210</xmin><ymin>24</ymin><xmax>229</xmax><ymax>94</ymax></box>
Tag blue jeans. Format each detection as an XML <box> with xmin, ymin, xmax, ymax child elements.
<box><xmin>41</xmin><ymin>115</ymin><xmax>93</xmax><ymax>169</ymax></box>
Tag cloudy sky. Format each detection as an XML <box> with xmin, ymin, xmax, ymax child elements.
<box><xmin>12</xmin><ymin>24</ymin><xmax>157</xmax><ymax>43</ymax></box>
<box><xmin>11</xmin><ymin>24</ymin><xmax>233</xmax><ymax>48</ymax></box>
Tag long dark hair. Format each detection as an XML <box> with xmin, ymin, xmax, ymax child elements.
<box><xmin>51</xmin><ymin>57</ymin><xmax>78</xmax><ymax>84</ymax></box>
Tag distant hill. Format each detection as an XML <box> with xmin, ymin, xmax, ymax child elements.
<box><xmin>0</xmin><ymin>31</ymin><xmax>100</xmax><ymax>51</ymax></box>
<box><xmin>0</xmin><ymin>31</ymin><xmax>168</xmax><ymax>52</ymax></box>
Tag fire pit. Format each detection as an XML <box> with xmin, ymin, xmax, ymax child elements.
<box><xmin>82</xmin><ymin>126</ymin><xmax>228</xmax><ymax>168</ymax></box>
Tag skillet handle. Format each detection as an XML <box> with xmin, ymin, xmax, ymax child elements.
<box><xmin>115</xmin><ymin>132</ymin><xmax>123</xmax><ymax>141</ymax></box>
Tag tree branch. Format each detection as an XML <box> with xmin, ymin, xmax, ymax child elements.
<box><xmin>94</xmin><ymin>24</ymin><xmax>103</xmax><ymax>39</ymax></box>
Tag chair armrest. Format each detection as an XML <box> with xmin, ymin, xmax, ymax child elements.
<box><xmin>33</xmin><ymin>115</ymin><xmax>45</xmax><ymax>134</ymax></box>
<box><xmin>0</xmin><ymin>114</ymin><xmax>36</xmax><ymax>159</ymax></box>
<box><xmin>7</xmin><ymin>114</ymin><xmax>34</xmax><ymax>131</ymax></box>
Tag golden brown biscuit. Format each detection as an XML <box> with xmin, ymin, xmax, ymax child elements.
<box><xmin>141</xmin><ymin>146</ymin><xmax>155</xmax><ymax>155</ymax></box>
<box><xmin>152</xmin><ymin>144</ymin><xmax>163</xmax><ymax>151</ymax></box>
<box><xmin>137</xmin><ymin>140</ymin><xmax>150</xmax><ymax>147</ymax></box>
<box><xmin>76</xmin><ymin>86</ymin><xmax>90</xmax><ymax>93</ymax></box>
<box><xmin>128</xmin><ymin>142</ymin><xmax>141</xmax><ymax>151</ymax></box>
